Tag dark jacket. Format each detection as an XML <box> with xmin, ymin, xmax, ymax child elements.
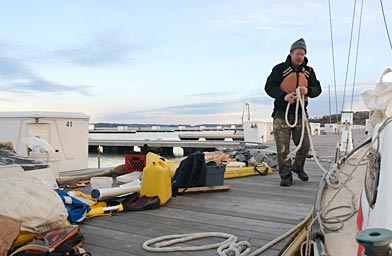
<box><xmin>265</xmin><ymin>55</ymin><xmax>322</xmax><ymax>119</ymax></box>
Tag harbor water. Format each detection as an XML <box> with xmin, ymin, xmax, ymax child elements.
<box><xmin>88</xmin><ymin>130</ymin><xmax>235</xmax><ymax>168</ymax></box>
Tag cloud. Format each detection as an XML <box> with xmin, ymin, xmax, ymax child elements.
<box><xmin>1</xmin><ymin>78</ymin><xmax>92</xmax><ymax>96</ymax></box>
<box><xmin>99</xmin><ymin>100</ymin><xmax>244</xmax><ymax>122</ymax></box>
<box><xmin>97</xmin><ymin>94</ymin><xmax>276</xmax><ymax>124</ymax></box>
<box><xmin>48</xmin><ymin>32</ymin><xmax>147</xmax><ymax>67</ymax></box>
<box><xmin>0</xmin><ymin>97</ymin><xmax>10</xmax><ymax>102</ymax></box>
<box><xmin>189</xmin><ymin>91</ymin><xmax>234</xmax><ymax>97</ymax></box>
<box><xmin>0</xmin><ymin>53</ymin><xmax>92</xmax><ymax>95</ymax></box>
<box><xmin>164</xmin><ymin>101</ymin><xmax>239</xmax><ymax>115</ymax></box>
<box><xmin>242</xmin><ymin>95</ymin><xmax>271</xmax><ymax>104</ymax></box>
<box><xmin>189</xmin><ymin>91</ymin><xmax>270</xmax><ymax>103</ymax></box>
<box><xmin>306</xmin><ymin>80</ymin><xmax>374</xmax><ymax>117</ymax></box>
<box><xmin>98</xmin><ymin>79</ymin><xmax>375</xmax><ymax>124</ymax></box>
<box><xmin>96</xmin><ymin>90</ymin><xmax>371</xmax><ymax>124</ymax></box>
<box><xmin>209</xmin><ymin>2</ymin><xmax>323</xmax><ymax>33</ymax></box>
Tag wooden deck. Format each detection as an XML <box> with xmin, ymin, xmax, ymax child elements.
<box><xmin>76</xmin><ymin>130</ymin><xmax>368</xmax><ymax>256</ymax></box>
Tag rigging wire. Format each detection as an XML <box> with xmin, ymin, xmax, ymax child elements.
<box><xmin>328</xmin><ymin>0</ymin><xmax>339</xmax><ymax>123</ymax></box>
<box><xmin>328</xmin><ymin>84</ymin><xmax>332</xmax><ymax>123</ymax></box>
<box><xmin>380</xmin><ymin>0</ymin><xmax>392</xmax><ymax>52</ymax></box>
<box><xmin>350</xmin><ymin>0</ymin><xmax>364</xmax><ymax>110</ymax></box>
<box><xmin>342</xmin><ymin>0</ymin><xmax>358</xmax><ymax>113</ymax></box>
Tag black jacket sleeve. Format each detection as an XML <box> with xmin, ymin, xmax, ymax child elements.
<box><xmin>265</xmin><ymin>64</ymin><xmax>286</xmax><ymax>100</ymax></box>
<box><xmin>307</xmin><ymin>69</ymin><xmax>322</xmax><ymax>98</ymax></box>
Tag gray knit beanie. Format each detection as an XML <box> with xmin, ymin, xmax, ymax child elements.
<box><xmin>290</xmin><ymin>38</ymin><xmax>307</xmax><ymax>53</ymax></box>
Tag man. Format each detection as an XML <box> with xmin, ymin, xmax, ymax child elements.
<box><xmin>265</xmin><ymin>38</ymin><xmax>322</xmax><ymax>186</ymax></box>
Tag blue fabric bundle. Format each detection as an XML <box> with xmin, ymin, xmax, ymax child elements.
<box><xmin>56</xmin><ymin>190</ymin><xmax>91</xmax><ymax>223</ymax></box>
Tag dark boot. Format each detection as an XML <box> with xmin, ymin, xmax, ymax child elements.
<box><xmin>280</xmin><ymin>174</ymin><xmax>293</xmax><ymax>187</ymax></box>
<box><xmin>292</xmin><ymin>169</ymin><xmax>309</xmax><ymax>181</ymax></box>
<box><xmin>123</xmin><ymin>196</ymin><xmax>160</xmax><ymax>211</ymax></box>
<box><xmin>122</xmin><ymin>192</ymin><xmax>140</xmax><ymax>208</ymax></box>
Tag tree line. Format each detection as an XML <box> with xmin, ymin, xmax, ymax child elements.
<box><xmin>308</xmin><ymin>111</ymin><xmax>371</xmax><ymax>125</ymax></box>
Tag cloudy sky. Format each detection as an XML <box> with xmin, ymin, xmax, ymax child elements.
<box><xmin>0</xmin><ymin>1</ymin><xmax>391</xmax><ymax>124</ymax></box>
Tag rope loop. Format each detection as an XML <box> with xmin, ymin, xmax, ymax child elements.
<box><xmin>284</xmin><ymin>87</ymin><xmax>342</xmax><ymax>189</ymax></box>
<box><xmin>325</xmin><ymin>164</ymin><xmax>341</xmax><ymax>188</ymax></box>
<box><xmin>217</xmin><ymin>240</ymin><xmax>252</xmax><ymax>256</ymax></box>
<box><xmin>143</xmin><ymin>232</ymin><xmax>239</xmax><ymax>253</ymax></box>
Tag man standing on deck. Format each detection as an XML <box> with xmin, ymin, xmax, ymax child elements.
<box><xmin>265</xmin><ymin>38</ymin><xmax>322</xmax><ymax>186</ymax></box>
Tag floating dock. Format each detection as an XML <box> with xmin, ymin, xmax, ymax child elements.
<box><xmin>77</xmin><ymin>130</ymin><xmax>369</xmax><ymax>255</ymax></box>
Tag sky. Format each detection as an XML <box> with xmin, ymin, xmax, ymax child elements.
<box><xmin>0</xmin><ymin>1</ymin><xmax>391</xmax><ymax>125</ymax></box>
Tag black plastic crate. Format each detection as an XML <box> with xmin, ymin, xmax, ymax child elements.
<box><xmin>205</xmin><ymin>163</ymin><xmax>226</xmax><ymax>186</ymax></box>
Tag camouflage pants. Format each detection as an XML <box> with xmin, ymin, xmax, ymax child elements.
<box><xmin>273</xmin><ymin>117</ymin><xmax>310</xmax><ymax>177</ymax></box>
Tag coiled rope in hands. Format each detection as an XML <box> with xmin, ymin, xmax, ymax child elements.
<box><xmin>285</xmin><ymin>87</ymin><xmax>341</xmax><ymax>188</ymax></box>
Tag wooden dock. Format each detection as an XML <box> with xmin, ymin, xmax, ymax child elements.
<box><xmin>89</xmin><ymin>139</ymin><xmax>242</xmax><ymax>149</ymax></box>
<box><xmin>77</xmin><ymin>130</ymin><xmax>368</xmax><ymax>255</ymax></box>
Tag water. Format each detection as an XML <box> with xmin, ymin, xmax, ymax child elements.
<box><xmin>88</xmin><ymin>130</ymin><xmax>234</xmax><ymax>168</ymax></box>
<box><xmin>88</xmin><ymin>153</ymin><xmax>125</xmax><ymax>168</ymax></box>
<box><xmin>89</xmin><ymin>130</ymin><xmax>234</xmax><ymax>140</ymax></box>
<box><xmin>88</xmin><ymin>153</ymin><xmax>186</xmax><ymax>169</ymax></box>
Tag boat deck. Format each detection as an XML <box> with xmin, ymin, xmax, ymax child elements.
<box><xmin>76</xmin><ymin>130</ymin><xmax>368</xmax><ymax>256</ymax></box>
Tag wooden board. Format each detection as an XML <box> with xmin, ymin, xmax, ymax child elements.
<box><xmin>224</xmin><ymin>166</ymin><xmax>273</xmax><ymax>179</ymax></box>
<box><xmin>178</xmin><ymin>184</ymin><xmax>231</xmax><ymax>193</ymax></box>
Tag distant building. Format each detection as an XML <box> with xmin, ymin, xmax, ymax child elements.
<box><xmin>117</xmin><ymin>126</ymin><xmax>128</xmax><ymax>131</ymax></box>
<box><xmin>324</xmin><ymin>124</ymin><xmax>338</xmax><ymax>134</ymax></box>
<box><xmin>309</xmin><ymin>123</ymin><xmax>321</xmax><ymax>135</ymax></box>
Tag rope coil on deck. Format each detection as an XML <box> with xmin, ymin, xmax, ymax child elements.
<box><xmin>143</xmin><ymin>211</ymin><xmax>312</xmax><ymax>255</ymax></box>
<box><xmin>142</xmin><ymin>232</ymin><xmax>251</xmax><ymax>255</ymax></box>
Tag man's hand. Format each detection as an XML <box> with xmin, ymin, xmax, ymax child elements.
<box><xmin>284</xmin><ymin>92</ymin><xmax>297</xmax><ymax>104</ymax></box>
<box><xmin>299</xmin><ymin>86</ymin><xmax>308</xmax><ymax>95</ymax></box>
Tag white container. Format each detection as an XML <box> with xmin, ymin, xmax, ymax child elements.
<box><xmin>28</xmin><ymin>152</ymin><xmax>61</xmax><ymax>179</ymax></box>
<box><xmin>0</xmin><ymin>111</ymin><xmax>90</xmax><ymax>174</ymax></box>
<box><xmin>309</xmin><ymin>123</ymin><xmax>321</xmax><ymax>136</ymax></box>
<box><xmin>90</xmin><ymin>177</ymin><xmax>113</xmax><ymax>191</ymax></box>
<box><xmin>243</xmin><ymin>121</ymin><xmax>273</xmax><ymax>143</ymax></box>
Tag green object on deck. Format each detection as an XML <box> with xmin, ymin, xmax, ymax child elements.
<box><xmin>356</xmin><ymin>228</ymin><xmax>392</xmax><ymax>255</ymax></box>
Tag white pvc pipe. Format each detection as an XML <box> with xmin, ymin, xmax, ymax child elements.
<box><xmin>91</xmin><ymin>184</ymin><xmax>140</xmax><ymax>199</ymax></box>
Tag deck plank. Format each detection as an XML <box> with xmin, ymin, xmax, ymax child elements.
<box><xmin>77</xmin><ymin>129</ymin><xmax>368</xmax><ymax>255</ymax></box>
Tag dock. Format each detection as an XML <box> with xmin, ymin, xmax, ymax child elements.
<box><xmin>77</xmin><ymin>130</ymin><xmax>368</xmax><ymax>255</ymax></box>
<box><xmin>89</xmin><ymin>132</ymin><xmax>247</xmax><ymax>155</ymax></box>
<box><xmin>178</xmin><ymin>134</ymin><xmax>244</xmax><ymax>141</ymax></box>
<box><xmin>88</xmin><ymin>139</ymin><xmax>244</xmax><ymax>156</ymax></box>
<box><xmin>89</xmin><ymin>139</ymin><xmax>242</xmax><ymax>148</ymax></box>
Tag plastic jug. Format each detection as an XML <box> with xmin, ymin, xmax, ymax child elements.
<box><xmin>140</xmin><ymin>160</ymin><xmax>172</xmax><ymax>205</ymax></box>
<box><xmin>146</xmin><ymin>152</ymin><xmax>179</xmax><ymax>177</ymax></box>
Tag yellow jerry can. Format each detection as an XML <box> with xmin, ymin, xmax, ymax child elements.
<box><xmin>140</xmin><ymin>160</ymin><xmax>172</xmax><ymax>205</ymax></box>
<box><xmin>146</xmin><ymin>152</ymin><xmax>179</xmax><ymax>177</ymax></box>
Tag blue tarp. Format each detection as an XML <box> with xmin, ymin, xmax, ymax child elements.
<box><xmin>56</xmin><ymin>190</ymin><xmax>91</xmax><ymax>223</ymax></box>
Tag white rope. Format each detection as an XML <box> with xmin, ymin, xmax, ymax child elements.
<box><xmin>284</xmin><ymin>87</ymin><xmax>341</xmax><ymax>188</ymax></box>
<box><xmin>318</xmin><ymin>117</ymin><xmax>392</xmax><ymax>232</ymax></box>
<box><xmin>285</xmin><ymin>89</ymin><xmax>301</xmax><ymax>128</ymax></box>
<box><xmin>248</xmin><ymin>211</ymin><xmax>312</xmax><ymax>256</ymax></box>
<box><xmin>217</xmin><ymin>240</ymin><xmax>252</xmax><ymax>256</ymax></box>
<box><xmin>143</xmin><ymin>212</ymin><xmax>312</xmax><ymax>255</ymax></box>
<box><xmin>142</xmin><ymin>101</ymin><xmax>392</xmax><ymax>256</ymax></box>
<box><xmin>143</xmin><ymin>232</ymin><xmax>250</xmax><ymax>255</ymax></box>
<box><xmin>285</xmin><ymin>87</ymin><xmax>307</xmax><ymax>161</ymax></box>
